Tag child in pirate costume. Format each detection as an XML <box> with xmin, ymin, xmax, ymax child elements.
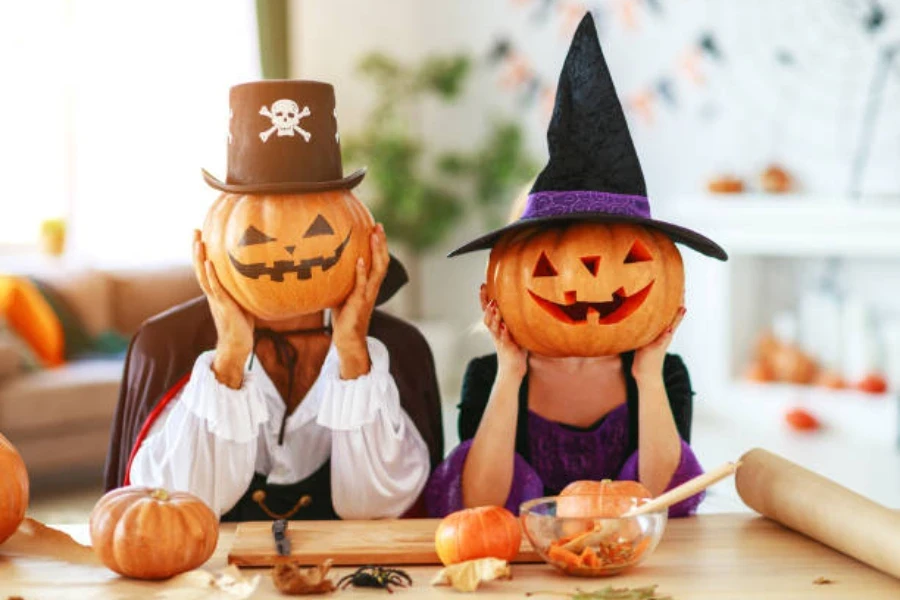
<box><xmin>425</xmin><ymin>14</ymin><xmax>727</xmax><ymax>518</ymax></box>
<box><xmin>103</xmin><ymin>81</ymin><xmax>443</xmax><ymax>521</ymax></box>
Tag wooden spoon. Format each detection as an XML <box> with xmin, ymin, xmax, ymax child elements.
<box><xmin>561</xmin><ymin>461</ymin><xmax>741</xmax><ymax>553</ymax></box>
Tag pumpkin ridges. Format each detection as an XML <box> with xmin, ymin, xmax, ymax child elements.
<box><xmin>90</xmin><ymin>486</ymin><xmax>218</xmax><ymax>580</ymax></box>
<box><xmin>176</xmin><ymin>498</ymin><xmax>219</xmax><ymax>558</ymax></box>
<box><xmin>558</xmin><ymin>479</ymin><xmax>654</xmax><ymax>518</ymax></box>
<box><xmin>0</xmin><ymin>433</ymin><xmax>28</xmax><ymax>544</ymax></box>
<box><xmin>203</xmin><ymin>191</ymin><xmax>374</xmax><ymax>321</ymax></box>
<box><xmin>435</xmin><ymin>506</ymin><xmax>521</xmax><ymax>566</ymax></box>
<box><xmin>487</xmin><ymin>223</ymin><xmax>684</xmax><ymax>357</ymax></box>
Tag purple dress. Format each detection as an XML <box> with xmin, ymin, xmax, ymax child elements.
<box><xmin>425</xmin><ymin>352</ymin><xmax>704</xmax><ymax>518</ymax></box>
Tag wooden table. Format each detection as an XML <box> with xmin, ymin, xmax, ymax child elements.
<box><xmin>3</xmin><ymin>514</ymin><xmax>900</xmax><ymax>598</ymax></box>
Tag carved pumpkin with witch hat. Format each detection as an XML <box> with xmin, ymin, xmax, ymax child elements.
<box><xmin>450</xmin><ymin>14</ymin><xmax>726</xmax><ymax>357</ymax></box>
<box><xmin>202</xmin><ymin>80</ymin><xmax>406</xmax><ymax>320</ymax></box>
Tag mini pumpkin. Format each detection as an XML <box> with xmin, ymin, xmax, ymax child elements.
<box><xmin>557</xmin><ymin>479</ymin><xmax>653</xmax><ymax>519</ymax></box>
<box><xmin>0</xmin><ymin>433</ymin><xmax>28</xmax><ymax>544</ymax></box>
<box><xmin>486</xmin><ymin>222</ymin><xmax>684</xmax><ymax>357</ymax></box>
<box><xmin>203</xmin><ymin>190</ymin><xmax>375</xmax><ymax>320</ymax></box>
<box><xmin>89</xmin><ymin>486</ymin><xmax>218</xmax><ymax>580</ymax></box>
<box><xmin>435</xmin><ymin>506</ymin><xmax>522</xmax><ymax>566</ymax></box>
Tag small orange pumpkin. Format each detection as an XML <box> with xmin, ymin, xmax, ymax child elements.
<box><xmin>557</xmin><ymin>479</ymin><xmax>653</xmax><ymax>518</ymax></box>
<box><xmin>0</xmin><ymin>433</ymin><xmax>28</xmax><ymax>544</ymax></box>
<box><xmin>203</xmin><ymin>190</ymin><xmax>375</xmax><ymax>320</ymax></box>
<box><xmin>435</xmin><ymin>506</ymin><xmax>522</xmax><ymax>566</ymax></box>
<box><xmin>486</xmin><ymin>223</ymin><xmax>684</xmax><ymax>357</ymax></box>
<box><xmin>89</xmin><ymin>486</ymin><xmax>219</xmax><ymax>580</ymax></box>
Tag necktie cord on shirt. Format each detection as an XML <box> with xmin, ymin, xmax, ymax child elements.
<box><xmin>250</xmin><ymin>325</ymin><xmax>333</xmax><ymax>444</ymax></box>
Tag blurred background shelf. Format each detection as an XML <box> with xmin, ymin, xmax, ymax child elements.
<box><xmin>725</xmin><ymin>381</ymin><xmax>897</xmax><ymax>446</ymax></box>
<box><xmin>664</xmin><ymin>195</ymin><xmax>900</xmax><ymax>257</ymax></box>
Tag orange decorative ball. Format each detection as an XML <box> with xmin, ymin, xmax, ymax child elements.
<box><xmin>557</xmin><ymin>479</ymin><xmax>653</xmax><ymax>518</ymax></box>
<box><xmin>203</xmin><ymin>190</ymin><xmax>374</xmax><ymax>320</ymax></box>
<box><xmin>486</xmin><ymin>223</ymin><xmax>684</xmax><ymax>357</ymax></box>
<box><xmin>90</xmin><ymin>486</ymin><xmax>219</xmax><ymax>580</ymax></box>
<box><xmin>0</xmin><ymin>433</ymin><xmax>28</xmax><ymax>544</ymax></box>
<box><xmin>785</xmin><ymin>408</ymin><xmax>821</xmax><ymax>432</ymax></box>
<box><xmin>435</xmin><ymin>506</ymin><xmax>522</xmax><ymax>566</ymax></box>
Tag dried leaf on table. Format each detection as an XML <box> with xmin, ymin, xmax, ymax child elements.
<box><xmin>526</xmin><ymin>584</ymin><xmax>672</xmax><ymax>599</ymax></box>
<box><xmin>154</xmin><ymin>565</ymin><xmax>261</xmax><ymax>600</ymax></box>
<box><xmin>273</xmin><ymin>559</ymin><xmax>336</xmax><ymax>595</ymax></box>
<box><xmin>813</xmin><ymin>577</ymin><xmax>835</xmax><ymax>585</ymax></box>
<box><xmin>0</xmin><ymin>518</ymin><xmax>99</xmax><ymax>565</ymax></box>
<box><xmin>431</xmin><ymin>557</ymin><xmax>511</xmax><ymax>592</ymax></box>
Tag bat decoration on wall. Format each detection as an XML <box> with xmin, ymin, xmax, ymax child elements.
<box><xmin>775</xmin><ymin>49</ymin><xmax>796</xmax><ymax>66</ymax></box>
<box><xmin>699</xmin><ymin>32</ymin><xmax>723</xmax><ymax>61</ymax></box>
<box><xmin>863</xmin><ymin>2</ymin><xmax>886</xmax><ymax>34</ymax></box>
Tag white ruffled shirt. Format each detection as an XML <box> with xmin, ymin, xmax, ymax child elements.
<box><xmin>129</xmin><ymin>337</ymin><xmax>430</xmax><ymax>519</ymax></box>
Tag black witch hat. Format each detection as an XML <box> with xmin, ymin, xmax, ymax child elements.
<box><xmin>449</xmin><ymin>13</ymin><xmax>726</xmax><ymax>261</ymax></box>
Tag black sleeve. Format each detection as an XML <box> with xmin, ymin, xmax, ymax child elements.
<box><xmin>457</xmin><ymin>354</ymin><xmax>499</xmax><ymax>443</ymax></box>
<box><xmin>662</xmin><ymin>354</ymin><xmax>694</xmax><ymax>443</ymax></box>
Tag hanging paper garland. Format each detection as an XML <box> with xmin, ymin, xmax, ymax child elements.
<box><xmin>496</xmin><ymin>0</ymin><xmax>727</xmax><ymax>127</ymax></box>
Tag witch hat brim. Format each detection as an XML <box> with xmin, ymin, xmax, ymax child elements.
<box><xmin>449</xmin><ymin>12</ymin><xmax>726</xmax><ymax>262</ymax></box>
<box><xmin>448</xmin><ymin>212</ymin><xmax>727</xmax><ymax>260</ymax></box>
<box><xmin>202</xmin><ymin>167</ymin><xmax>367</xmax><ymax>194</ymax></box>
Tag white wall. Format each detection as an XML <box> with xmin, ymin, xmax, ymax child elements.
<box><xmin>289</xmin><ymin>0</ymin><xmax>900</xmax><ymax>387</ymax></box>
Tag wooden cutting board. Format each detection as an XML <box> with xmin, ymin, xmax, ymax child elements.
<box><xmin>228</xmin><ymin>519</ymin><xmax>541</xmax><ymax>567</ymax></box>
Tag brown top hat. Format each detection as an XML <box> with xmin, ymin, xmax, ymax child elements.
<box><xmin>203</xmin><ymin>80</ymin><xmax>365</xmax><ymax>194</ymax></box>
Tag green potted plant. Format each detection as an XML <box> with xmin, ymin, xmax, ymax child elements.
<box><xmin>343</xmin><ymin>51</ymin><xmax>537</xmax><ymax>320</ymax></box>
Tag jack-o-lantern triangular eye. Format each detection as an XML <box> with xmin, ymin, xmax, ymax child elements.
<box><xmin>580</xmin><ymin>256</ymin><xmax>601</xmax><ymax>276</ymax></box>
<box><xmin>624</xmin><ymin>240</ymin><xmax>653</xmax><ymax>264</ymax></box>
<box><xmin>533</xmin><ymin>251</ymin><xmax>559</xmax><ymax>277</ymax></box>
<box><xmin>238</xmin><ymin>225</ymin><xmax>276</xmax><ymax>246</ymax></box>
<box><xmin>304</xmin><ymin>214</ymin><xmax>335</xmax><ymax>238</ymax></box>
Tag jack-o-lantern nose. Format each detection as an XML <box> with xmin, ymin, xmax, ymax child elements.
<box><xmin>284</xmin><ymin>245</ymin><xmax>296</xmax><ymax>255</ymax></box>
<box><xmin>580</xmin><ymin>256</ymin><xmax>601</xmax><ymax>276</ymax></box>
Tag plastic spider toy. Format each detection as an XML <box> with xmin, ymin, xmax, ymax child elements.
<box><xmin>337</xmin><ymin>565</ymin><xmax>412</xmax><ymax>593</ymax></box>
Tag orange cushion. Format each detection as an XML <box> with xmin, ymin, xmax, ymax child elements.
<box><xmin>0</xmin><ymin>276</ymin><xmax>64</xmax><ymax>367</ymax></box>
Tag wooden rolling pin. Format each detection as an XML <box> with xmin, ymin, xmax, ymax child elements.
<box><xmin>736</xmin><ymin>448</ymin><xmax>900</xmax><ymax>579</ymax></box>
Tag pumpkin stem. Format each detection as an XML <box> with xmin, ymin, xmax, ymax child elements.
<box><xmin>150</xmin><ymin>488</ymin><xmax>170</xmax><ymax>502</ymax></box>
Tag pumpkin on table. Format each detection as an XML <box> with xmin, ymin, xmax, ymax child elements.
<box><xmin>0</xmin><ymin>433</ymin><xmax>28</xmax><ymax>544</ymax></box>
<box><xmin>557</xmin><ymin>479</ymin><xmax>653</xmax><ymax>519</ymax></box>
<box><xmin>202</xmin><ymin>189</ymin><xmax>375</xmax><ymax>321</ymax></box>
<box><xmin>89</xmin><ymin>486</ymin><xmax>219</xmax><ymax>580</ymax></box>
<box><xmin>486</xmin><ymin>223</ymin><xmax>684</xmax><ymax>357</ymax></box>
<box><xmin>435</xmin><ymin>506</ymin><xmax>522</xmax><ymax>566</ymax></box>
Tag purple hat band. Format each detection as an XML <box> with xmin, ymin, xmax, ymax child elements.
<box><xmin>521</xmin><ymin>190</ymin><xmax>651</xmax><ymax>220</ymax></box>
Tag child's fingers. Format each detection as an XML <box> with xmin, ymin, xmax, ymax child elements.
<box><xmin>350</xmin><ymin>257</ymin><xmax>367</xmax><ymax>302</ymax></box>
<box><xmin>669</xmin><ymin>306</ymin><xmax>686</xmax><ymax>332</ymax></box>
<box><xmin>364</xmin><ymin>225</ymin><xmax>389</xmax><ymax>301</ymax></box>
<box><xmin>486</xmin><ymin>306</ymin><xmax>503</xmax><ymax>339</ymax></box>
<box><xmin>192</xmin><ymin>233</ymin><xmax>212</xmax><ymax>296</ymax></box>
<box><xmin>479</xmin><ymin>284</ymin><xmax>489</xmax><ymax>312</ymax></box>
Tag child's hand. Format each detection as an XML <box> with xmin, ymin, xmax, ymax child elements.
<box><xmin>481</xmin><ymin>284</ymin><xmax>527</xmax><ymax>379</ymax></box>
<box><xmin>331</xmin><ymin>224</ymin><xmax>390</xmax><ymax>379</ymax></box>
<box><xmin>193</xmin><ymin>230</ymin><xmax>255</xmax><ymax>389</ymax></box>
<box><xmin>632</xmin><ymin>306</ymin><xmax>686</xmax><ymax>382</ymax></box>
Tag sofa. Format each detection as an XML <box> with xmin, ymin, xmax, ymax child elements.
<box><xmin>0</xmin><ymin>265</ymin><xmax>200</xmax><ymax>487</ymax></box>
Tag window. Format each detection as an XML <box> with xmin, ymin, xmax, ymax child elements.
<box><xmin>0</xmin><ymin>0</ymin><xmax>260</xmax><ymax>264</ymax></box>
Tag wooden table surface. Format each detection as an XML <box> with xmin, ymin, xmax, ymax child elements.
<box><xmin>3</xmin><ymin>513</ymin><xmax>900</xmax><ymax>598</ymax></box>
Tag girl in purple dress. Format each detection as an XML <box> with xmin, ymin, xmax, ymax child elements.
<box><xmin>425</xmin><ymin>13</ymin><xmax>727</xmax><ymax>519</ymax></box>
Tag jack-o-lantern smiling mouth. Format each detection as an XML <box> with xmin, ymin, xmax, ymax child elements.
<box><xmin>228</xmin><ymin>230</ymin><xmax>352</xmax><ymax>282</ymax></box>
<box><xmin>527</xmin><ymin>281</ymin><xmax>655</xmax><ymax>325</ymax></box>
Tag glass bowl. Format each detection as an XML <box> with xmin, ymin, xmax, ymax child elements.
<box><xmin>519</xmin><ymin>495</ymin><xmax>667</xmax><ymax>577</ymax></box>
